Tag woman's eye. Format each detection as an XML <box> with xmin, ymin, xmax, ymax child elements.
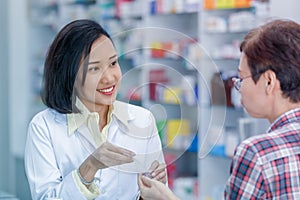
<box><xmin>110</xmin><ymin>60</ymin><xmax>118</xmax><ymax>67</ymax></box>
<box><xmin>88</xmin><ymin>66</ymin><xmax>99</xmax><ymax>71</ymax></box>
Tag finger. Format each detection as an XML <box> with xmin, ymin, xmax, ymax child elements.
<box><xmin>151</xmin><ymin>163</ymin><xmax>166</xmax><ymax>177</ymax></box>
<box><xmin>157</xmin><ymin>172</ymin><xmax>167</xmax><ymax>184</ymax></box>
<box><xmin>92</xmin><ymin>149</ymin><xmax>134</xmax><ymax>167</ymax></box>
<box><xmin>137</xmin><ymin>174</ymin><xmax>144</xmax><ymax>188</ymax></box>
<box><xmin>141</xmin><ymin>175</ymin><xmax>153</xmax><ymax>187</ymax></box>
<box><xmin>104</xmin><ymin>150</ymin><xmax>134</xmax><ymax>164</ymax></box>
<box><xmin>104</xmin><ymin>142</ymin><xmax>136</xmax><ymax>157</ymax></box>
<box><xmin>148</xmin><ymin>160</ymin><xmax>159</xmax><ymax>172</ymax></box>
<box><xmin>139</xmin><ymin>176</ymin><xmax>152</xmax><ymax>200</ymax></box>
<box><xmin>152</xmin><ymin>169</ymin><xmax>166</xmax><ymax>182</ymax></box>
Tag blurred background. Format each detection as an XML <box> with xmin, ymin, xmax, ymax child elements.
<box><xmin>1</xmin><ymin>0</ymin><xmax>300</xmax><ymax>199</ymax></box>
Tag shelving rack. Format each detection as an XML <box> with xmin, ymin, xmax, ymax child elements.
<box><xmin>198</xmin><ymin>1</ymin><xmax>270</xmax><ymax>199</ymax></box>
<box><xmin>9</xmin><ymin>0</ymin><xmax>271</xmax><ymax>199</ymax></box>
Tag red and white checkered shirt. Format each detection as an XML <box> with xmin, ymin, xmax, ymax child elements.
<box><xmin>225</xmin><ymin>108</ymin><xmax>300</xmax><ymax>199</ymax></box>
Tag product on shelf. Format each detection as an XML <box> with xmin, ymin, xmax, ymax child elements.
<box><xmin>204</xmin><ymin>0</ymin><xmax>251</xmax><ymax>10</ymax></box>
<box><xmin>166</xmin><ymin>119</ymin><xmax>191</xmax><ymax>150</ymax></box>
<box><xmin>211</xmin><ymin>71</ymin><xmax>237</xmax><ymax>107</ymax></box>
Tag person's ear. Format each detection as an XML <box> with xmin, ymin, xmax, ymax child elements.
<box><xmin>263</xmin><ymin>70</ymin><xmax>277</xmax><ymax>94</ymax></box>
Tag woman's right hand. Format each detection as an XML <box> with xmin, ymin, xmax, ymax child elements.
<box><xmin>79</xmin><ymin>142</ymin><xmax>136</xmax><ymax>183</ymax></box>
<box><xmin>89</xmin><ymin>141</ymin><xmax>136</xmax><ymax>169</ymax></box>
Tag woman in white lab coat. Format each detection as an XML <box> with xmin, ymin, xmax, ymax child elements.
<box><xmin>25</xmin><ymin>19</ymin><xmax>166</xmax><ymax>200</ymax></box>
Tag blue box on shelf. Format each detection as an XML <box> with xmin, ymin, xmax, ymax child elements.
<box><xmin>187</xmin><ymin>134</ymin><xmax>198</xmax><ymax>152</ymax></box>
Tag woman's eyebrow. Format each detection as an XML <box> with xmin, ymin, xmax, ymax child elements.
<box><xmin>88</xmin><ymin>55</ymin><xmax>117</xmax><ymax>65</ymax></box>
<box><xmin>109</xmin><ymin>55</ymin><xmax>117</xmax><ymax>60</ymax></box>
<box><xmin>88</xmin><ymin>61</ymin><xmax>100</xmax><ymax>65</ymax></box>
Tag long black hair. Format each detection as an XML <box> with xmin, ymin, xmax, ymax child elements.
<box><xmin>42</xmin><ymin>19</ymin><xmax>111</xmax><ymax>113</ymax></box>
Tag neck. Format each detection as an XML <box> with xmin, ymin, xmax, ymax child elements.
<box><xmin>268</xmin><ymin>98</ymin><xmax>300</xmax><ymax>123</ymax></box>
<box><xmin>77</xmin><ymin>98</ymin><xmax>112</xmax><ymax>131</ymax></box>
<box><xmin>94</xmin><ymin>104</ymin><xmax>111</xmax><ymax>131</ymax></box>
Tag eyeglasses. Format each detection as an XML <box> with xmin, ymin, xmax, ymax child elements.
<box><xmin>232</xmin><ymin>74</ymin><xmax>253</xmax><ymax>91</ymax></box>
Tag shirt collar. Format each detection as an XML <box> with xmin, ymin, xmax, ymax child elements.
<box><xmin>268</xmin><ymin>107</ymin><xmax>300</xmax><ymax>132</ymax></box>
<box><xmin>67</xmin><ymin>99</ymin><xmax>134</xmax><ymax>135</ymax></box>
<box><xmin>111</xmin><ymin>101</ymin><xmax>135</xmax><ymax>126</ymax></box>
<box><xmin>67</xmin><ymin>98</ymin><xmax>93</xmax><ymax>136</ymax></box>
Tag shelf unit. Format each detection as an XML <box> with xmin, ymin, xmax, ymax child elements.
<box><xmin>10</xmin><ymin>0</ymin><xmax>201</xmax><ymax>199</ymax></box>
<box><xmin>197</xmin><ymin>1</ymin><xmax>270</xmax><ymax>199</ymax></box>
<box><xmin>128</xmin><ymin>6</ymin><xmax>201</xmax><ymax>199</ymax></box>
<box><xmin>9</xmin><ymin>0</ymin><xmax>272</xmax><ymax>199</ymax></box>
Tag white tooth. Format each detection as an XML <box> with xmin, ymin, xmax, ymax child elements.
<box><xmin>100</xmin><ymin>87</ymin><xmax>113</xmax><ymax>93</ymax></box>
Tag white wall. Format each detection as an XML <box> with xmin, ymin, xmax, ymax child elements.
<box><xmin>7</xmin><ymin>0</ymin><xmax>31</xmax><ymax>198</ymax></box>
<box><xmin>0</xmin><ymin>0</ymin><xmax>10</xmax><ymax>193</ymax></box>
<box><xmin>9</xmin><ymin>0</ymin><xmax>30</xmax><ymax>158</ymax></box>
<box><xmin>270</xmin><ymin>0</ymin><xmax>300</xmax><ymax>22</ymax></box>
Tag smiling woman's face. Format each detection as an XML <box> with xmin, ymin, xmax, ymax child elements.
<box><xmin>75</xmin><ymin>36</ymin><xmax>122</xmax><ymax>111</ymax></box>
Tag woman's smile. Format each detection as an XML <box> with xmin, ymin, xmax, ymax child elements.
<box><xmin>97</xmin><ymin>86</ymin><xmax>115</xmax><ymax>95</ymax></box>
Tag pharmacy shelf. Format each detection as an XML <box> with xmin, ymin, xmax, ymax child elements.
<box><xmin>197</xmin><ymin>1</ymin><xmax>270</xmax><ymax>199</ymax></box>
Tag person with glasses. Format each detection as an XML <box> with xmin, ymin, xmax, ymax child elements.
<box><xmin>138</xmin><ymin>19</ymin><xmax>300</xmax><ymax>200</ymax></box>
<box><xmin>24</xmin><ymin>19</ymin><xmax>166</xmax><ymax>200</ymax></box>
<box><xmin>225</xmin><ymin>19</ymin><xmax>300</xmax><ymax>199</ymax></box>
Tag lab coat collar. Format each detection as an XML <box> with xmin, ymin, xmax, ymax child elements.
<box><xmin>66</xmin><ymin>99</ymin><xmax>134</xmax><ymax>136</ymax></box>
<box><xmin>67</xmin><ymin>98</ymin><xmax>90</xmax><ymax>136</ymax></box>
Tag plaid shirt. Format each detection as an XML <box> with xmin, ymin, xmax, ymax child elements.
<box><xmin>224</xmin><ymin>108</ymin><xmax>300</xmax><ymax>199</ymax></box>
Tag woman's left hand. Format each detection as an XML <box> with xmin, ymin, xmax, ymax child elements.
<box><xmin>147</xmin><ymin>160</ymin><xmax>167</xmax><ymax>184</ymax></box>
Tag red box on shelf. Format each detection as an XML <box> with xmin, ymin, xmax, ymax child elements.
<box><xmin>149</xmin><ymin>69</ymin><xmax>168</xmax><ymax>101</ymax></box>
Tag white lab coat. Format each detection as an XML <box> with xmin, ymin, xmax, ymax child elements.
<box><xmin>25</xmin><ymin>101</ymin><xmax>164</xmax><ymax>200</ymax></box>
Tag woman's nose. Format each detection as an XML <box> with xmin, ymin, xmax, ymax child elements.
<box><xmin>100</xmin><ymin>68</ymin><xmax>114</xmax><ymax>84</ymax></box>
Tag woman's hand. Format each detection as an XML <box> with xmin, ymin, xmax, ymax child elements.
<box><xmin>138</xmin><ymin>175</ymin><xmax>179</xmax><ymax>200</ymax></box>
<box><xmin>79</xmin><ymin>142</ymin><xmax>135</xmax><ymax>186</ymax></box>
<box><xmin>89</xmin><ymin>141</ymin><xmax>136</xmax><ymax>169</ymax></box>
<box><xmin>147</xmin><ymin>160</ymin><xmax>167</xmax><ymax>184</ymax></box>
